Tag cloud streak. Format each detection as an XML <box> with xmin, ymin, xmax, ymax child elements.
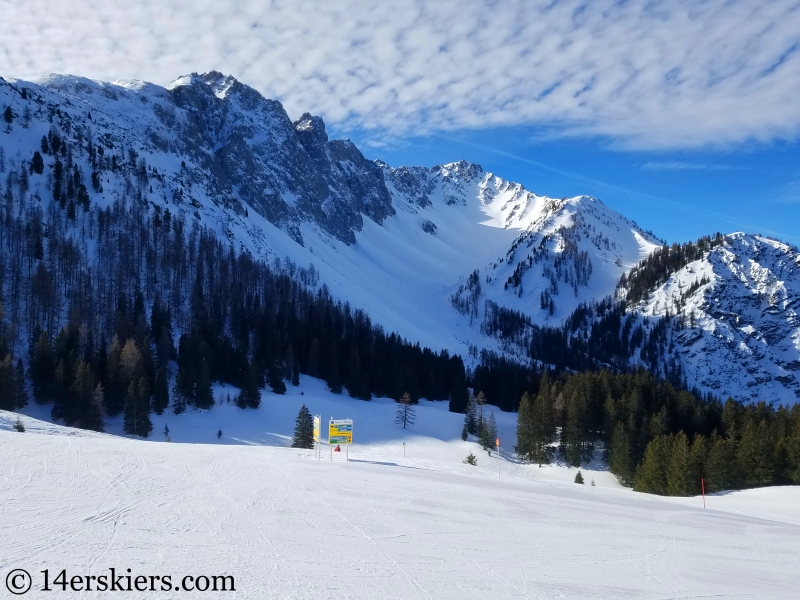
<box><xmin>641</xmin><ymin>162</ymin><xmax>735</xmax><ymax>171</ymax></box>
<box><xmin>1</xmin><ymin>0</ymin><xmax>799</xmax><ymax>149</ymax></box>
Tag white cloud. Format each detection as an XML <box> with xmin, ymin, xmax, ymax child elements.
<box><xmin>641</xmin><ymin>162</ymin><xmax>735</xmax><ymax>171</ymax></box>
<box><xmin>1</xmin><ymin>0</ymin><xmax>799</xmax><ymax>149</ymax></box>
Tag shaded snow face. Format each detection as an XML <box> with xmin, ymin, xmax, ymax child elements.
<box><xmin>633</xmin><ymin>234</ymin><xmax>800</xmax><ymax>403</ymax></box>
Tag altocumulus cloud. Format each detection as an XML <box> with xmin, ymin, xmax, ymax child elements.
<box><xmin>1</xmin><ymin>0</ymin><xmax>799</xmax><ymax>149</ymax></box>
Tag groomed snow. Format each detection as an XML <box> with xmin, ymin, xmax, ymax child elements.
<box><xmin>3</xmin><ymin>377</ymin><xmax>799</xmax><ymax>599</ymax></box>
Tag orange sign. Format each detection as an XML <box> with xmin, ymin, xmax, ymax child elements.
<box><xmin>495</xmin><ymin>438</ymin><xmax>500</xmax><ymax>447</ymax></box>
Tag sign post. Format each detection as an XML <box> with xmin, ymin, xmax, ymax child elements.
<box><xmin>313</xmin><ymin>415</ymin><xmax>321</xmax><ymax>460</ymax></box>
<box><xmin>403</xmin><ymin>441</ymin><xmax>406</xmax><ymax>457</ymax></box>
<box><xmin>329</xmin><ymin>418</ymin><xmax>353</xmax><ymax>462</ymax></box>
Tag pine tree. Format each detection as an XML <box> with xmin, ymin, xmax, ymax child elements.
<box><xmin>564</xmin><ymin>384</ymin><xmax>590</xmax><ymax>467</ymax></box>
<box><xmin>237</xmin><ymin>361</ymin><xmax>261</xmax><ymax>408</ymax></box>
<box><xmin>737</xmin><ymin>421</ymin><xmax>776</xmax><ymax>487</ymax></box>
<box><xmin>69</xmin><ymin>359</ymin><xmax>103</xmax><ymax>432</ymax></box>
<box><xmin>476</xmin><ymin>391</ymin><xmax>487</xmax><ymax>430</ymax></box>
<box><xmin>195</xmin><ymin>361</ymin><xmax>214</xmax><ymax>408</ymax></box>
<box><xmin>463</xmin><ymin>452</ymin><xmax>477</xmax><ymax>465</ymax></box>
<box><xmin>574</xmin><ymin>471</ymin><xmax>584</xmax><ymax>484</ymax></box>
<box><xmin>307</xmin><ymin>338</ymin><xmax>321</xmax><ymax>378</ymax></box>
<box><xmin>479</xmin><ymin>412</ymin><xmax>490</xmax><ymax>449</ymax></box>
<box><xmin>465</xmin><ymin>393</ymin><xmax>477</xmax><ymax>435</ymax></box>
<box><xmin>124</xmin><ymin>377</ymin><xmax>152</xmax><ymax>438</ymax></box>
<box><xmin>688</xmin><ymin>435</ymin><xmax>708</xmax><ymax>494</ymax></box>
<box><xmin>11</xmin><ymin>415</ymin><xmax>25</xmax><ymax>432</ymax></box>
<box><xmin>105</xmin><ymin>335</ymin><xmax>125</xmax><ymax>415</ymax></box>
<box><xmin>461</xmin><ymin>423</ymin><xmax>468</xmax><ymax>441</ymax></box>
<box><xmin>14</xmin><ymin>359</ymin><xmax>28</xmax><ymax>409</ymax></box>
<box><xmin>531</xmin><ymin>372</ymin><xmax>556</xmax><ymax>465</ymax></box>
<box><xmin>29</xmin><ymin>331</ymin><xmax>55</xmax><ymax>403</ymax></box>
<box><xmin>785</xmin><ymin>420</ymin><xmax>800</xmax><ymax>484</ymax></box>
<box><xmin>326</xmin><ymin>342</ymin><xmax>342</xmax><ymax>394</ymax></box>
<box><xmin>705</xmin><ymin>435</ymin><xmax>739</xmax><ymax>492</ymax></box>
<box><xmin>291</xmin><ymin>360</ymin><xmax>300</xmax><ymax>387</ymax></box>
<box><xmin>515</xmin><ymin>391</ymin><xmax>536</xmax><ymax>462</ymax></box>
<box><xmin>666</xmin><ymin>431</ymin><xmax>692</xmax><ymax>496</ymax></box>
<box><xmin>609</xmin><ymin>421</ymin><xmax>635</xmax><ymax>486</ymax></box>
<box><xmin>448</xmin><ymin>368</ymin><xmax>468</xmax><ymax>413</ymax></box>
<box><xmin>152</xmin><ymin>365</ymin><xmax>169</xmax><ymax>415</ymax></box>
<box><xmin>3</xmin><ymin>106</ymin><xmax>13</xmax><ymax>124</ymax></box>
<box><xmin>30</xmin><ymin>151</ymin><xmax>44</xmax><ymax>174</ymax></box>
<box><xmin>634</xmin><ymin>435</ymin><xmax>671</xmax><ymax>495</ymax></box>
<box><xmin>395</xmin><ymin>391</ymin><xmax>416</xmax><ymax>429</ymax></box>
<box><xmin>292</xmin><ymin>404</ymin><xmax>314</xmax><ymax>449</ymax></box>
<box><xmin>487</xmin><ymin>412</ymin><xmax>498</xmax><ymax>448</ymax></box>
<box><xmin>267</xmin><ymin>361</ymin><xmax>286</xmax><ymax>395</ymax></box>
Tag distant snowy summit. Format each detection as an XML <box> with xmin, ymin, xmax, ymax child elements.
<box><xmin>2</xmin><ymin>70</ymin><xmax>798</xmax><ymax>404</ymax></box>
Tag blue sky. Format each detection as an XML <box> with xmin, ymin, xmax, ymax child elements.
<box><xmin>346</xmin><ymin>128</ymin><xmax>800</xmax><ymax>246</ymax></box>
<box><xmin>2</xmin><ymin>0</ymin><xmax>799</xmax><ymax>245</ymax></box>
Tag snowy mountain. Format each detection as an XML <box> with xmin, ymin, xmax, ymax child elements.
<box><xmin>626</xmin><ymin>233</ymin><xmax>800</xmax><ymax>403</ymax></box>
<box><xmin>2</xmin><ymin>70</ymin><xmax>799</xmax><ymax>405</ymax></box>
<box><xmin>0</xmin><ymin>71</ymin><xmax>658</xmax><ymax>357</ymax></box>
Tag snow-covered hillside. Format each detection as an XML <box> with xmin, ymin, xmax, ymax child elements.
<box><xmin>0</xmin><ymin>71</ymin><xmax>657</xmax><ymax>360</ymax></box>
<box><xmin>631</xmin><ymin>233</ymin><xmax>800</xmax><ymax>403</ymax></box>
<box><xmin>2</xmin><ymin>402</ymin><xmax>799</xmax><ymax>599</ymax></box>
<box><xmin>3</xmin><ymin>70</ymin><xmax>799</xmax><ymax>403</ymax></box>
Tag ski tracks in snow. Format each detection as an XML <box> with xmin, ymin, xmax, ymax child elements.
<box><xmin>273</xmin><ymin>460</ymin><xmax>434</xmax><ymax>600</ymax></box>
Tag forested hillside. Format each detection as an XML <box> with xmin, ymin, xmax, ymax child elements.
<box><xmin>514</xmin><ymin>369</ymin><xmax>800</xmax><ymax>495</ymax></box>
<box><xmin>0</xmin><ymin>125</ymin><xmax>468</xmax><ymax>434</ymax></box>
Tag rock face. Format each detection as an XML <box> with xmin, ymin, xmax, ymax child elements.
<box><xmin>23</xmin><ymin>70</ymin><xmax>393</xmax><ymax>245</ymax></box>
<box><xmin>632</xmin><ymin>234</ymin><xmax>800</xmax><ymax>403</ymax></box>
<box><xmin>171</xmin><ymin>72</ymin><xmax>395</xmax><ymax>245</ymax></box>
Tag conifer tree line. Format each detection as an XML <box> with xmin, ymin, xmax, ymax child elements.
<box><xmin>0</xmin><ymin>124</ymin><xmax>468</xmax><ymax>435</ymax></box>
<box><xmin>513</xmin><ymin>369</ymin><xmax>800</xmax><ymax>494</ymax></box>
<box><xmin>462</xmin><ymin>391</ymin><xmax>498</xmax><ymax>450</ymax></box>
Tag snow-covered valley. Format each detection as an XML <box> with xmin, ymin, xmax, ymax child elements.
<box><xmin>2</xmin><ymin>379</ymin><xmax>799</xmax><ymax>599</ymax></box>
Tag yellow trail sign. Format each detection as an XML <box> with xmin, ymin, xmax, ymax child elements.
<box><xmin>329</xmin><ymin>419</ymin><xmax>353</xmax><ymax>445</ymax></box>
<box><xmin>313</xmin><ymin>416</ymin><xmax>321</xmax><ymax>442</ymax></box>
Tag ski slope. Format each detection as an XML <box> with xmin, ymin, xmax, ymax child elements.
<box><xmin>3</xmin><ymin>379</ymin><xmax>799</xmax><ymax>599</ymax></box>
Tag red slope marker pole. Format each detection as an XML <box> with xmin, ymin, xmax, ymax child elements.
<box><xmin>496</xmin><ymin>438</ymin><xmax>500</xmax><ymax>480</ymax></box>
<box><xmin>701</xmin><ymin>478</ymin><xmax>706</xmax><ymax>509</ymax></box>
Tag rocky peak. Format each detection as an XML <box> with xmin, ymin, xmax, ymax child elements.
<box><xmin>293</xmin><ymin>113</ymin><xmax>329</xmax><ymax>162</ymax></box>
<box><xmin>438</xmin><ymin>160</ymin><xmax>484</xmax><ymax>182</ymax></box>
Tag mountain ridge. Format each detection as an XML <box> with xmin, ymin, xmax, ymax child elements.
<box><xmin>1</xmin><ymin>70</ymin><xmax>798</xmax><ymax>404</ymax></box>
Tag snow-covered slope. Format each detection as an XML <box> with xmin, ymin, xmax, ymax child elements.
<box><xmin>2</xmin><ymin>403</ymin><xmax>799</xmax><ymax>599</ymax></box>
<box><xmin>381</xmin><ymin>161</ymin><xmax>660</xmax><ymax>329</ymax></box>
<box><xmin>4</xmin><ymin>70</ymin><xmax>799</xmax><ymax>403</ymax></box>
<box><xmin>630</xmin><ymin>233</ymin><xmax>800</xmax><ymax>403</ymax></box>
<box><xmin>0</xmin><ymin>71</ymin><xmax>658</xmax><ymax>360</ymax></box>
